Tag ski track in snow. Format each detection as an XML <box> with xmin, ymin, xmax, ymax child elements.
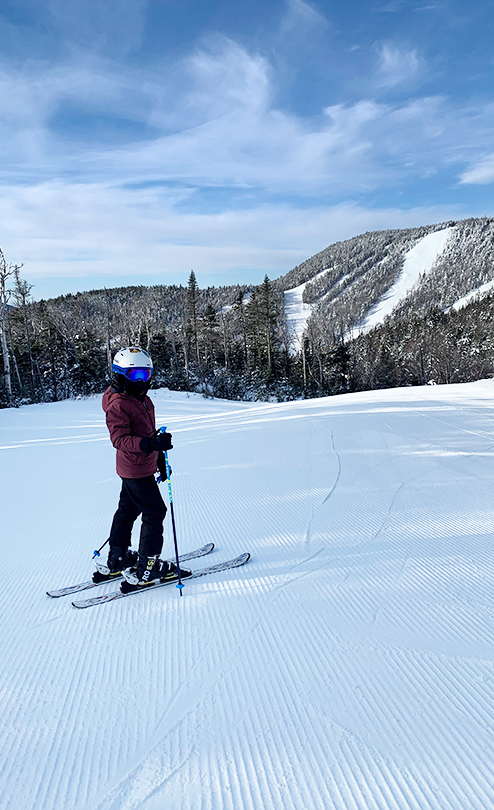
<box><xmin>3</xmin><ymin>384</ymin><xmax>494</xmax><ymax>808</ymax></box>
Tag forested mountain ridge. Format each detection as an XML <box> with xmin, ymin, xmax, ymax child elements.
<box><xmin>2</xmin><ymin>216</ymin><xmax>494</xmax><ymax>406</ymax></box>
<box><xmin>275</xmin><ymin>222</ymin><xmax>444</xmax><ymax>295</ymax></box>
<box><xmin>277</xmin><ymin>217</ymin><xmax>494</xmax><ymax>335</ymax></box>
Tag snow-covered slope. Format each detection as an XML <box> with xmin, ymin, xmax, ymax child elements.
<box><xmin>284</xmin><ymin>278</ymin><xmax>315</xmax><ymax>351</ymax></box>
<box><xmin>284</xmin><ymin>228</ymin><xmax>454</xmax><ymax>342</ymax></box>
<box><xmin>284</xmin><ymin>266</ymin><xmax>332</xmax><ymax>351</ymax></box>
<box><xmin>280</xmin><ymin>217</ymin><xmax>494</xmax><ymax>344</ymax></box>
<box><xmin>447</xmin><ymin>278</ymin><xmax>494</xmax><ymax>312</ymax></box>
<box><xmin>3</xmin><ymin>383</ymin><xmax>494</xmax><ymax>809</ymax></box>
<box><xmin>349</xmin><ymin>227</ymin><xmax>453</xmax><ymax>336</ymax></box>
<box><xmin>284</xmin><ymin>228</ymin><xmax>454</xmax><ymax>345</ymax></box>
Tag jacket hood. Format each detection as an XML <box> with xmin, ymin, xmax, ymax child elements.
<box><xmin>102</xmin><ymin>386</ymin><xmax>122</xmax><ymax>415</ymax></box>
<box><xmin>102</xmin><ymin>385</ymin><xmax>151</xmax><ymax>415</ymax></box>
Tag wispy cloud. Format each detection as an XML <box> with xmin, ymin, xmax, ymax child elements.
<box><xmin>0</xmin><ymin>180</ymin><xmax>465</xmax><ymax>292</ymax></box>
<box><xmin>0</xmin><ymin>10</ymin><xmax>492</xmax><ymax>288</ymax></box>
<box><xmin>2</xmin><ymin>35</ymin><xmax>488</xmax><ymax>195</ymax></box>
<box><xmin>459</xmin><ymin>154</ymin><xmax>494</xmax><ymax>185</ymax></box>
<box><xmin>375</xmin><ymin>42</ymin><xmax>425</xmax><ymax>87</ymax></box>
<box><xmin>279</xmin><ymin>0</ymin><xmax>330</xmax><ymax>36</ymax></box>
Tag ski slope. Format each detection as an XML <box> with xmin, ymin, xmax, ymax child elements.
<box><xmin>284</xmin><ymin>228</ymin><xmax>453</xmax><ymax>347</ymax></box>
<box><xmin>447</xmin><ymin>278</ymin><xmax>494</xmax><ymax>312</ymax></box>
<box><xmin>284</xmin><ymin>266</ymin><xmax>333</xmax><ymax>352</ymax></box>
<box><xmin>3</xmin><ymin>381</ymin><xmax>494</xmax><ymax>809</ymax></box>
<box><xmin>348</xmin><ymin>227</ymin><xmax>453</xmax><ymax>338</ymax></box>
<box><xmin>284</xmin><ymin>277</ymin><xmax>314</xmax><ymax>352</ymax></box>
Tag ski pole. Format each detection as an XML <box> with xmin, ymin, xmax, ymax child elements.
<box><xmin>93</xmin><ymin>539</ymin><xmax>109</xmax><ymax>559</ymax></box>
<box><xmin>158</xmin><ymin>425</ymin><xmax>184</xmax><ymax>596</ymax></box>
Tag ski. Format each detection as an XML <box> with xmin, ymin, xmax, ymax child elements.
<box><xmin>71</xmin><ymin>552</ymin><xmax>250</xmax><ymax>609</ymax></box>
<box><xmin>46</xmin><ymin>543</ymin><xmax>215</xmax><ymax>598</ymax></box>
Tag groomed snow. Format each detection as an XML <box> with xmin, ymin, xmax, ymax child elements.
<box><xmin>3</xmin><ymin>381</ymin><xmax>494</xmax><ymax>809</ymax></box>
<box><xmin>284</xmin><ymin>266</ymin><xmax>332</xmax><ymax>352</ymax></box>
<box><xmin>284</xmin><ymin>279</ymin><xmax>314</xmax><ymax>351</ymax></box>
<box><xmin>348</xmin><ymin>227</ymin><xmax>454</xmax><ymax>338</ymax></box>
<box><xmin>447</xmin><ymin>278</ymin><xmax>494</xmax><ymax>312</ymax></box>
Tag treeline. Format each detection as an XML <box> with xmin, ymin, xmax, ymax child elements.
<box><xmin>350</xmin><ymin>295</ymin><xmax>494</xmax><ymax>390</ymax></box>
<box><xmin>2</xmin><ymin>260</ymin><xmax>494</xmax><ymax>408</ymax></box>
<box><xmin>302</xmin><ymin>292</ymin><xmax>494</xmax><ymax>396</ymax></box>
<box><xmin>0</xmin><ymin>270</ymin><xmax>298</xmax><ymax>406</ymax></box>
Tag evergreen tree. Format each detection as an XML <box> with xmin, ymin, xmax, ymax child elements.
<box><xmin>259</xmin><ymin>275</ymin><xmax>274</xmax><ymax>376</ymax></box>
<box><xmin>187</xmin><ymin>270</ymin><xmax>200</xmax><ymax>366</ymax></box>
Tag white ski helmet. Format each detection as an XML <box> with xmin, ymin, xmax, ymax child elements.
<box><xmin>112</xmin><ymin>347</ymin><xmax>154</xmax><ymax>382</ymax></box>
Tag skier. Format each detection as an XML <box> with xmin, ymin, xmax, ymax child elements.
<box><xmin>97</xmin><ymin>346</ymin><xmax>190</xmax><ymax>593</ymax></box>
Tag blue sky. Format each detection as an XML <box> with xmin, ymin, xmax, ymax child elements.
<box><xmin>1</xmin><ymin>0</ymin><xmax>494</xmax><ymax>298</ymax></box>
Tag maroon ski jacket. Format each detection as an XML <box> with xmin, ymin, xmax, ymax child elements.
<box><xmin>102</xmin><ymin>386</ymin><xmax>158</xmax><ymax>478</ymax></box>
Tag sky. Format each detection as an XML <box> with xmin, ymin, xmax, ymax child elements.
<box><xmin>1</xmin><ymin>0</ymin><xmax>494</xmax><ymax>299</ymax></box>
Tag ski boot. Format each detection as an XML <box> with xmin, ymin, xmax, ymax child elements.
<box><xmin>93</xmin><ymin>546</ymin><xmax>138</xmax><ymax>584</ymax></box>
<box><xmin>120</xmin><ymin>555</ymin><xmax>192</xmax><ymax>593</ymax></box>
<box><xmin>160</xmin><ymin>559</ymin><xmax>192</xmax><ymax>582</ymax></box>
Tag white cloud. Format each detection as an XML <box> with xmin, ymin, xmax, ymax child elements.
<box><xmin>459</xmin><ymin>154</ymin><xmax>494</xmax><ymax>185</ymax></box>
<box><xmin>376</xmin><ymin>42</ymin><xmax>424</xmax><ymax>88</ymax></box>
<box><xmin>279</xmin><ymin>0</ymin><xmax>329</xmax><ymax>35</ymax></box>
<box><xmin>0</xmin><ymin>32</ymin><xmax>492</xmax><ymax>290</ymax></box>
<box><xmin>0</xmin><ymin>179</ymin><xmax>467</xmax><ymax>288</ymax></box>
<box><xmin>159</xmin><ymin>37</ymin><xmax>272</xmax><ymax>128</ymax></box>
<box><xmin>0</xmin><ymin>37</ymin><xmax>493</xmax><ymax>197</ymax></box>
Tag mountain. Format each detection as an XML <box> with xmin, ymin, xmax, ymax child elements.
<box><xmin>4</xmin><ymin>216</ymin><xmax>494</xmax><ymax>406</ymax></box>
<box><xmin>279</xmin><ymin>217</ymin><xmax>494</xmax><ymax>348</ymax></box>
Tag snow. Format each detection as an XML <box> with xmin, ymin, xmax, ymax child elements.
<box><xmin>284</xmin><ymin>279</ymin><xmax>313</xmax><ymax>351</ymax></box>
<box><xmin>284</xmin><ymin>266</ymin><xmax>332</xmax><ymax>351</ymax></box>
<box><xmin>220</xmin><ymin>291</ymin><xmax>251</xmax><ymax>316</ymax></box>
<box><xmin>284</xmin><ymin>229</ymin><xmax>454</xmax><ymax>349</ymax></box>
<box><xmin>447</xmin><ymin>278</ymin><xmax>494</xmax><ymax>312</ymax></box>
<box><xmin>349</xmin><ymin>227</ymin><xmax>454</xmax><ymax>338</ymax></box>
<box><xmin>3</xmin><ymin>381</ymin><xmax>494</xmax><ymax>808</ymax></box>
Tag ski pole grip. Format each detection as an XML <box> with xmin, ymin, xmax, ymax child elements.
<box><xmin>154</xmin><ymin>427</ymin><xmax>169</xmax><ymax>485</ymax></box>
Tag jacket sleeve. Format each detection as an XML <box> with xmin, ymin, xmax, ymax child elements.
<box><xmin>105</xmin><ymin>398</ymin><xmax>147</xmax><ymax>453</ymax></box>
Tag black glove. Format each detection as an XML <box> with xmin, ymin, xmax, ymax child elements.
<box><xmin>139</xmin><ymin>432</ymin><xmax>173</xmax><ymax>454</ymax></box>
<box><xmin>157</xmin><ymin>452</ymin><xmax>171</xmax><ymax>480</ymax></box>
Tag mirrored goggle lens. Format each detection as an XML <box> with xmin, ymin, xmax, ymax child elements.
<box><xmin>125</xmin><ymin>367</ymin><xmax>153</xmax><ymax>382</ymax></box>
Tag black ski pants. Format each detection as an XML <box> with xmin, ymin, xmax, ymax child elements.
<box><xmin>108</xmin><ymin>476</ymin><xmax>167</xmax><ymax>557</ymax></box>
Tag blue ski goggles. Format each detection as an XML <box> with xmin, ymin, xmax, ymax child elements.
<box><xmin>113</xmin><ymin>364</ymin><xmax>153</xmax><ymax>382</ymax></box>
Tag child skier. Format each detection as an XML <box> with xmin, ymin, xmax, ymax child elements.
<box><xmin>95</xmin><ymin>346</ymin><xmax>190</xmax><ymax>593</ymax></box>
